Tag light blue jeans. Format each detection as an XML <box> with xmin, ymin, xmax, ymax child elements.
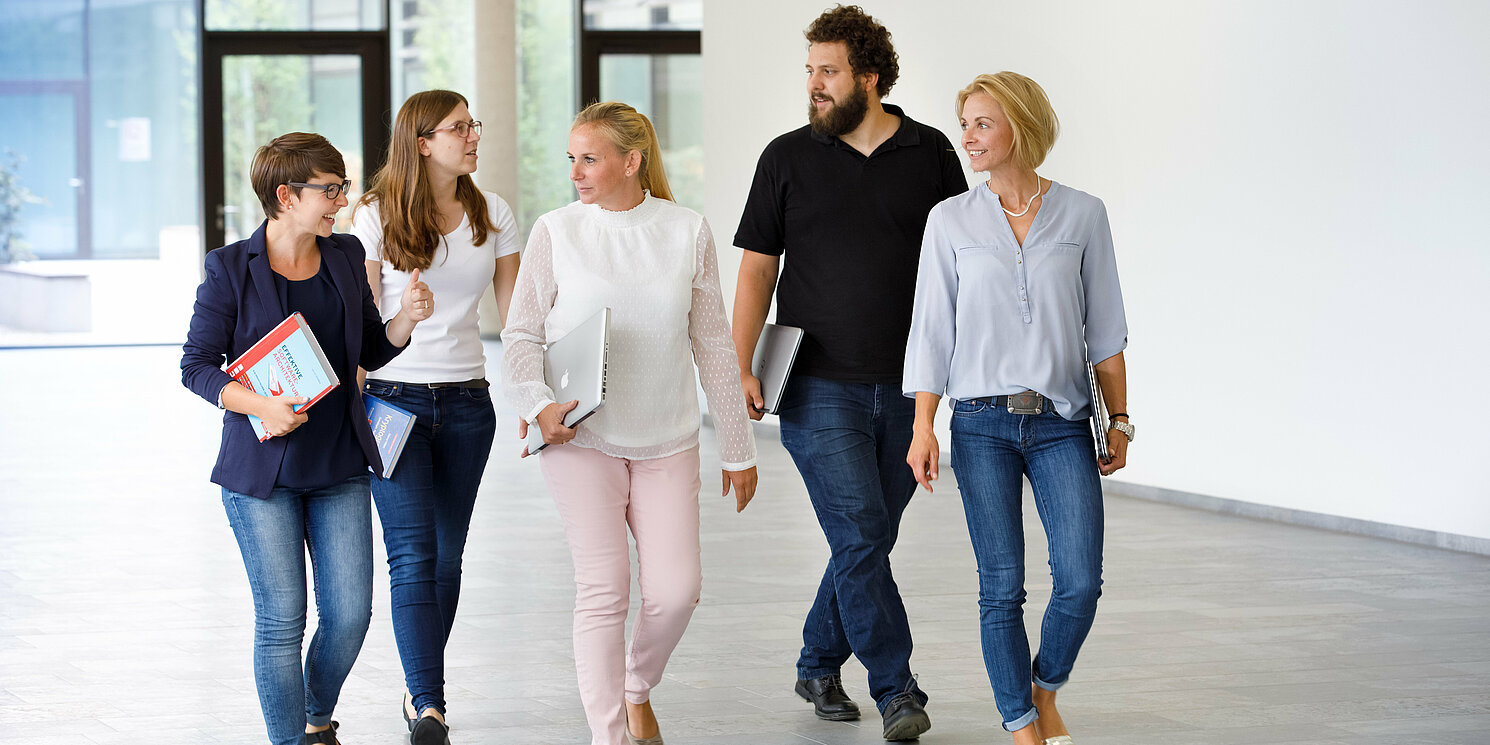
<box><xmin>949</xmin><ymin>401</ymin><xmax>1103</xmax><ymax>732</ymax></box>
<box><xmin>221</xmin><ymin>474</ymin><xmax>373</xmax><ymax>745</ymax></box>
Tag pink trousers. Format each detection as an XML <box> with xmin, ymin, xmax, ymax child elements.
<box><xmin>539</xmin><ymin>444</ymin><xmax>703</xmax><ymax>745</ymax></box>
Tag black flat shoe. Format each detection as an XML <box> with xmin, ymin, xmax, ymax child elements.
<box><xmin>303</xmin><ymin>721</ymin><xmax>340</xmax><ymax>744</ymax></box>
<box><xmin>795</xmin><ymin>674</ymin><xmax>860</xmax><ymax>721</ymax></box>
<box><xmin>410</xmin><ymin>715</ymin><xmax>452</xmax><ymax>745</ymax></box>
<box><xmin>880</xmin><ymin>692</ymin><xmax>930</xmax><ymax>741</ymax></box>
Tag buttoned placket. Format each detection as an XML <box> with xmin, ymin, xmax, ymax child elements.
<box><xmin>994</xmin><ymin>192</ymin><xmax>1035</xmax><ymax>325</ymax></box>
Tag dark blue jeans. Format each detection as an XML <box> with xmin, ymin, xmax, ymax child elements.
<box><xmin>778</xmin><ymin>375</ymin><xmax>925</xmax><ymax>712</ymax></box>
<box><xmin>949</xmin><ymin>400</ymin><xmax>1104</xmax><ymax>732</ymax></box>
<box><xmin>221</xmin><ymin>474</ymin><xmax>373</xmax><ymax>745</ymax></box>
<box><xmin>363</xmin><ymin>380</ymin><xmax>496</xmax><ymax>716</ymax></box>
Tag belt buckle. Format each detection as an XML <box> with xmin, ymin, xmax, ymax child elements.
<box><xmin>1006</xmin><ymin>391</ymin><xmax>1044</xmax><ymax>415</ymax></box>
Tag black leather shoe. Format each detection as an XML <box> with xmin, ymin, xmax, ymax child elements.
<box><xmin>880</xmin><ymin>692</ymin><xmax>930</xmax><ymax>741</ymax></box>
<box><xmin>794</xmin><ymin>674</ymin><xmax>861</xmax><ymax>721</ymax></box>
<box><xmin>410</xmin><ymin>715</ymin><xmax>452</xmax><ymax>745</ymax></box>
<box><xmin>402</xmin><ymin>691</ymin><xmax>416</xmax><ymax>732</ymax></box>
<box><xmin>303</xmin><ymin>721</ymin><xmax>340</xmax><ymax>744</ymax></box>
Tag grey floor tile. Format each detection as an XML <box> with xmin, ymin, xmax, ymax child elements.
<box><xmin>2</xmin><ymin>344</ymin><xmax>1489</xmax><ymax>744</ymax></box>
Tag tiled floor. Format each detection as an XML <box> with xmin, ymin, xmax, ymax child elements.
<box><xmin>2</xmin><ymin>344</ymin><xmax>1488</xmax><ymax>745</ymax></box>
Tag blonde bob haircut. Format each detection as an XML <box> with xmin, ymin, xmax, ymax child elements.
<box><xmin>572</xmin><ymin>101</ymin><xmax>674</xmax><ymax>202</ymax></box>
<box><xmin>956</xmin><ymin>72</ymin><xmax>1060</xmax><ymax>170</ymax></box>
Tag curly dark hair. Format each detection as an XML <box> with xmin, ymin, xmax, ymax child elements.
<box><xmin>805</xmin><ymin>5</ymin><xmax>899</xmax><ymax>98</ymax></box>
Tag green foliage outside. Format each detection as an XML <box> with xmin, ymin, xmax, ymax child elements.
<box><xmin>219</xmin><ymin>0</ymin><xmax>310</xmax><ymax>240</ymax></box>
<box><xmin>0</xmin><ymin>150</ymin><xmax>43</xmax><ymax>264</ymax></box>
<box><xmin>407</xmin><ymin>0</ymin><xmax>474</xmax><ymax>101</ymax></box>
<box><xmin>516</xmin><ymin>0</ymin><xmax>577</xmax><ymax>234</ymax></box>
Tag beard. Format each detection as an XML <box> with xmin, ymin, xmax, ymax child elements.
<box><xmin>808</xmin><ymin>83</ymin><xmax>870</xmax><ymax>137</ymax></box>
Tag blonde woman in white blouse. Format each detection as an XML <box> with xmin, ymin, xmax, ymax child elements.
<box><xmin>500</xmin><ymin>101</ymin><xmax>758</xmax><ymax>745</ymax></box>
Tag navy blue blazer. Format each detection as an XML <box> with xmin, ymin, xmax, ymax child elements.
<box><xmin>181</xmin><ymin>221</ymin><xmax>406</xmax><ymax>499</ymax></box>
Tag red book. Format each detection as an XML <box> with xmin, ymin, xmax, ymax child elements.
<box><xmin>226</xmin><ymin>312</ymin><xmax>340</xmax><ymax>441</ymax></box>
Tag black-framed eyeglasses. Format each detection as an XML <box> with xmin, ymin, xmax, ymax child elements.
<box><xmin>288</xmin><ymin>180</ymin><xmax>353</xmax><ymax>200</ymax></box>
<box><xmin>424</xmin><ymin>120</ymin><xmax>482</xmax><ymax>139</ymax></box>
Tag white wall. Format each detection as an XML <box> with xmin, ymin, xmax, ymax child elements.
<box><xmin>703</xmin><ymin>0</ymin><xmax>1490</xmax><ymax>540</ymax></box>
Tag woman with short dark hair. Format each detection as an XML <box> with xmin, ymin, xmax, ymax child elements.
<box><xmin>181</xmin><ymin>132</ymin><xmax>433</xmax><ymax>745</ymax></box>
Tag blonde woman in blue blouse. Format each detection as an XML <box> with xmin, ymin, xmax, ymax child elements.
<box><xmin>903</xmin><ymin>72</ymin><xmax>1132</xmax><ymax>745</ymax></box>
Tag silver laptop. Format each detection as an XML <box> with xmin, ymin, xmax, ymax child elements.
<box><xmin>528</xmin><ymin>307</ymin><xmax>610</xmax><ymax>454</ymax></box>
<box><xmin>1086</xmin><ymin>360</ymin><xmax>1111</xmax><ymax>464</ymax></box>
<box><xmin>751</xmin><ymin>323</ymin><xmax>804</xmax><ymax>415</ymax></box>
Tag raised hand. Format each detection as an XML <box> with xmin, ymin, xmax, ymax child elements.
<box><xmin>401</xmin><ymin>268</ymin><xmax>434</xmax><ymax>322</ymax></box>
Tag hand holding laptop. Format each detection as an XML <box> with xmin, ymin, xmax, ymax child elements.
<box><xmin>518</xmin><ymin>399</ymin><xmax>579</xmax><ymax>458</ymax></box>
<box><xmin>741</xmin><ymin>372</ymin><xmax>766</xmax><ymax>421</ymax></box>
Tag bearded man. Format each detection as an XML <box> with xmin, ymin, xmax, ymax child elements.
<box><xmin>731</xmin><ymin>5</ymin><xmax>968</xmax><ymax>741</ymax></box>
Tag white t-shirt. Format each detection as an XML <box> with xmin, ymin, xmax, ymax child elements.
<box><xmin>352</xmin><ymin>191</ymin><xmax>521</xmax><ymax>383</ymax></box>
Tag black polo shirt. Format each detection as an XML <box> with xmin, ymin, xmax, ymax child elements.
<box><xmin>734</xmin><ymin>104</ymin><xmax>968</xmax><ymax>384</ymax></box>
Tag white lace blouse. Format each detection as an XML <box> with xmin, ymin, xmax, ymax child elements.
<box><xmin>500</xmin><ymin>194</ymin><xmax>757</xmax><ymax>470</ymax></box>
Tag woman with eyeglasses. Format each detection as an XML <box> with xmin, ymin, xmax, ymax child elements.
<box><xmin>181</xmin><ymin>132</ymin><xmax>433</xmax><ymax>745</ymax></box>
<box><xmin>352</xmin><ymin>89</ymin><xmax>522</xmax><ymax>745</ymax></box>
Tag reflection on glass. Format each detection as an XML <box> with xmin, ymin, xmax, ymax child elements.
<box><xmin>206</xmin><ymin>0</ymin><xmax>384</xmax><ymax>31</ymax></box>
<box><xmin>600</xmin><ymin>54</ymin><xmax>702</xmax><ymax>213</ymax></box>
<box><xmin>0</xmin><ymin>0</ymin><xmax>198</xmax><ymax>261</ymax></box>
<box><xmin>0</xmin><ymin>95</ymin><xmax>78</xmax><ymax>258</ymax></box>
<box><xmin>221</xmin><ymin>55</ymin><xmax>363</xmax><ymax>244</ymax></box>
<box><xmin>583</xmin><ymin>0</ymin><xmax>700</xmax><ymax>31</ymax></box>
<box><xmin>0</xmin><ymin>0</ymin><xmax>87</xmax><ymax>81</ymax></box>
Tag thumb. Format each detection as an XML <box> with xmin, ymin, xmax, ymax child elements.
<box><xmin>561</xmin><ymin>399</ymin><xmax>580</xmax><ymax>414</ymax></box>
<box><xmin>407</xmin><ymin>268</ymin><xmax>421</xmax><ymax>287</ymax></box>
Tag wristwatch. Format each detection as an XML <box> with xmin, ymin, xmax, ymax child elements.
<box><xmin>1108</xmin><ymin>418</ymin><xmax>1135</xmax><ymax>442</ymax></box>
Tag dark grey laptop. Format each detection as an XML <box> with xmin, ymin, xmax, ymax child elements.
<box><xmin>750</xmin><ymin>322</ymin><xmax>804</xmax><ymax>415</ymax></box>
<box><xmin>529</xmin><ymin>307</ymin><xmax>609</xmax><ymax>454</ymax></box>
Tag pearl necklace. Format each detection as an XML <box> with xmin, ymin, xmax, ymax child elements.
<box><xmin>1001</xmin><ymin>175</ymin><xmax>1043</xmax><ymax>218</ymax></box>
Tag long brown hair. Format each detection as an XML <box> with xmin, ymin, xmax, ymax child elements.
<box><xmin>357</xmin><ymin>90</ymin><xmax>496</xmax><ymax>271</ymax></box>
<box><xmin>572</xmin><ymin>101</ymin><xmax>674</xmax><ymax>202</ymax></box>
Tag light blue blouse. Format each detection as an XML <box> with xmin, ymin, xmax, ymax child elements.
<box><xmin>902</xmin><ymin>180</ymin><xmax>1127</xmax><ymax>421</ymax></box>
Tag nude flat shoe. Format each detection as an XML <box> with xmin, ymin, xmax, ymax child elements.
<box><xmin>624</xmin><ymin>710</ymin><xmax>664</xmax><ymax>745</ymax></box>
<box><xmin>1044</xmin><ymin>736</ymin><xmax>1074</xmax><ymax>745</ymax></box>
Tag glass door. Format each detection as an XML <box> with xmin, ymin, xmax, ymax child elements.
<box><xmin>217</xmin><ymin>54</ymin><xmax>364</xmax><ymax>244</ymax></box>
<box><xmin>202</xmin><ymin>32</ymin><xmax>389</xmax><ymax>252</ymax></box>
<box><xmin>0</xmin><ymin>85</ymin><xmax>89</xmax><ymax>259</ymax></box>
<box><xmin>598</xmin><ymin>53</ymin><xmax>702</xmax><ymax>213</ymax></box>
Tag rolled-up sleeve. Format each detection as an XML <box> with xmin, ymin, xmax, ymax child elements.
<box><xmin>1081</xmin><ymin>200</ymin><xmax>1128</xmax><ymax>364</ymax></box>
<box><xmin>903</xmin><ymin>204</ymin><xmax>959</xmax><ymax>397</ymax></box>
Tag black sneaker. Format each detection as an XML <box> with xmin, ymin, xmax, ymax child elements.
<box><xmin>794</xmin><ymin>674</ymin><xmax>861</xmax><ymax>721</ymax></box>
<box><xmin>880</xmin><ymin>691</ymin><xmax>930</xmax><ymax>741</ymax></box>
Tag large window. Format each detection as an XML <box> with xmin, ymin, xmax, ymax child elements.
<box><xmin>574</xmin><ymin>0</ymin><xmax>703</xmax><ymax>213</ymax></box>
<box><xmin>515</xmin><ymin>0</ymin><xmax>577</xmax><ymax>234</ymax></box>
<box><xmin>0</xmin><ymin>0</ymin><xmax>198</xmax><ymax>262</ymax></box>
